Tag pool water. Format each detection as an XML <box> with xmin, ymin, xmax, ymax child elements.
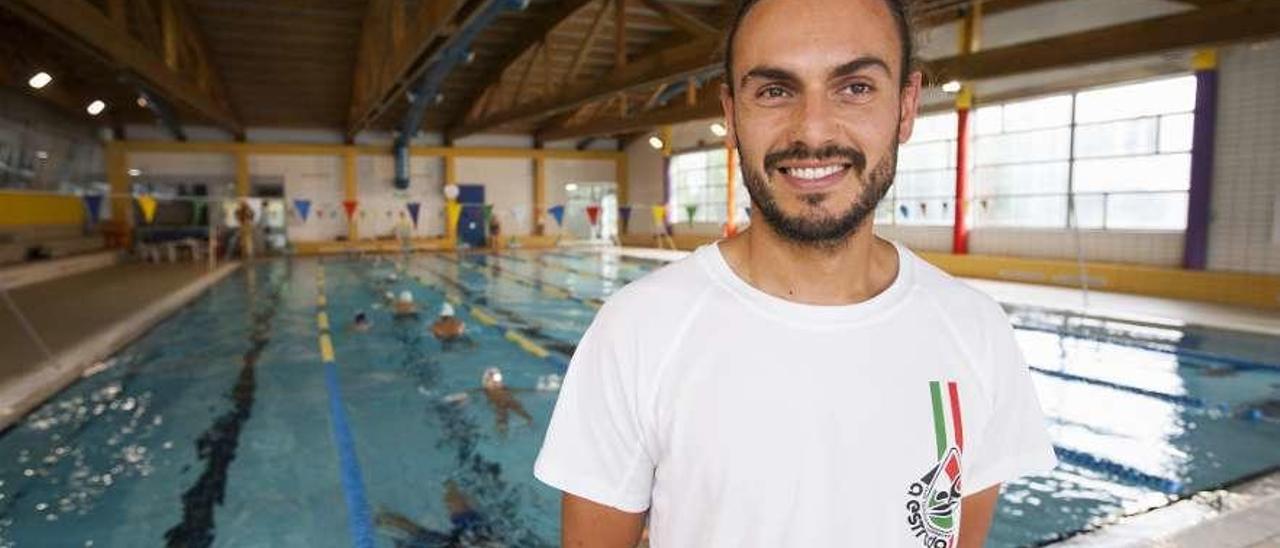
<box><xmin>0</xmin><ymin>249</ymin><xmax>1278</xmax><ymax>547</ymax></box>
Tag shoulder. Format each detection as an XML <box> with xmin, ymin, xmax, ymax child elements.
<box><xmin>905</xmin><ymin>249</ymin><xmax>1008</xmax><ymax>327</ymax></box>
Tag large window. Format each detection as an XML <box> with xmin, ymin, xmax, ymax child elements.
<box><xmin>669</xmin><ymin>148</ymin><xmax>749</xmax><ymax>224</ymax></box>
<box><xmin>885</xmin><ymin>75</ymin><xmax>1197</xmax><ymax>231</ymax></box>
<box><xmin>878</xmin><ymin>112</ymin><xmax>958</xmax><ymax>225</ymax></box>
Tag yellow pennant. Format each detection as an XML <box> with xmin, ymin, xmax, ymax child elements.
<box><xmin>445</xmin><ymin>201</ymin><xmax>463</xmax><ymax>232</ymax></box>
<box><xmin>650</xmin><ymin>205</ymin><xmax>666</xmax><ymax>228</ymax></box>
<box><xmin>137</xmin><ymin>195</ymin><xmax>158</xmax><ymax>224</ymax></box>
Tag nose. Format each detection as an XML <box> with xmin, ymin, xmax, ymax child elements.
<box><xmin>786</xmin><ymin>92</ymin><xmax>840</xmax><ymax>151</ymax></box>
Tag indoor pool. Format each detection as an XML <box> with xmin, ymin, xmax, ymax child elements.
<box><xmin>1</xmin><ymin>249</ymin><xmax>1278</xmax><ymax>547</ymax></box>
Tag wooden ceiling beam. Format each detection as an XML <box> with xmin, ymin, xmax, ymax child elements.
<box><xmin>930</xmin><ymin>0</ymin><xmax>1280</xmax><ymax>82</ymax></box>
<box><xmin>2</xmin><ymin>0</ymin><xmax>242</xmax><ymax>134</ymax></box>
<box><xmin>346</xmin><ymin>0</ymin><xmax>468</xmax><ymax>137</ymax></box>
<box><xmin>446</xmin><ymin>0</ymin><xmax>598</xmax><ymax>133</ymax></box>
<box><xmin>535</xmin><ymin>0</ymin><xmax>1280</xmax><ymax>140</ymax></box>
<box><xmin>638</xmin><ymin>0</ymin><xmax>718</xmax><ymax>40</ymax></box>
<box><xmin>451</xmin><ymin>37</ymin><xmax>718</xmax><ymax>138</ymax></box>
<box><xmin>564</xmin><ymin>0</ymin><xmax>613</xmax><ymax>87</ymax></box>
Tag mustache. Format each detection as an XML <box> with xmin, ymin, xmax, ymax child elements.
<box><xmin>763</xmin><ymin>143</ymin><xmax>867</xmax><ymax>175</ymax></box>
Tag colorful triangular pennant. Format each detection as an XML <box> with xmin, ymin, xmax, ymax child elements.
<box><xmin>136</xmin><ymin>195</ymin><xmax>158</xmax><ymax>224</ymax></box>
<box><xmin>294</xmin><ymin>199</ymin><xmax>311</xmax><ymax>222</ymax></box>
<box><xmin>406</xmin><ymin>202</ymin><xmax>421</xmax><ymax>228</ymax></box>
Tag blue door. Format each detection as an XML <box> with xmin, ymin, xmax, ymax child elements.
<box><xmin>457</xmin><ymin>184</ymin><xmax>487</xmax><ymax>248</ymax></box>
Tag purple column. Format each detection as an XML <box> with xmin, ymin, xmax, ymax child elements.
<box><xmin>1183</xmin><ymin>62</ymin><xmax>1218</xmax><ymax>270</ymax></box>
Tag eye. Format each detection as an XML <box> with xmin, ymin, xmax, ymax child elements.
<box><xmin>845</xmin><ymin>82</ymin><xmax>874</xmax><ymax>96</ymax></box>
<box><xmin>757</xmin><ymin>85</ymin><xmax>790</xmax><ymax>99</ymax></box>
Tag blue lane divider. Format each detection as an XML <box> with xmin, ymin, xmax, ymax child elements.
<box><xmin>1029</xmin><ymin>366</ymin><xmax>1212</xmax><ymax>409</ymax></box>
<box><xmin>323</xmin><ymin>361</ymin><xmax>375</xmax><ymax>548</ymax></box>
<box><xmin>1053</xmin><ymin>445</ymin><xmax>1183</xmax><ymax>494</ymax></box>
<box><xmin>1014</xmin><ymin>323</ymin><xmax>1280</xmax><ymax>372</ymax></box>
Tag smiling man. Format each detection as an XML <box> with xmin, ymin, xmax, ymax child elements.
<box><xmin>534</xmin><ymin>0</ymin><xmax>1057</xmax><ymax>546</ymax></box>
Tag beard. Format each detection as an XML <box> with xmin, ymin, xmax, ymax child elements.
<box><xmin>739</xmin><ymin>138</ymin><xmax>898</xmax><ymax>251</ymax></box>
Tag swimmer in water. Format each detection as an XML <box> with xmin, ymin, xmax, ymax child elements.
<box><xmin>393</xmin><ymin>290</ymin><xmax>418</xmax><ymax>318</ymax></box>
<box><xmin>482</xmin><ymin>367</ymin><xmax>532</xmax><ymax>436</ymax></box>
<box><xmin>375</xmin><ymin>481</ymin><xmax>497</xmax><ymax>547</ymax></box>
<box><xmin>352</xmin><ymin>311</ymin><xmax>372</xmax><ymax>332</ymax></box>
<box><xmin>431</xmin><ymin>303</ymin><xmax>466</xmax><ymax>342</ymax></box>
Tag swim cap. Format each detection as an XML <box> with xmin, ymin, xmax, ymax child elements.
<box><xmin>399</xmin><ymin>291</ymin><xmax>413</xmax><ymax>303</ymax></box>
<box><xmin>440</xmin><ymin>303</ymin><xmax>455</xmax><ymax>317</ymax></box>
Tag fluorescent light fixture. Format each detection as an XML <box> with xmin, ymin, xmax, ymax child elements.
<box><xmin>128</xmin><ymin>168</ymin><xmax>141</xmax><ymax>177</ymax></box>
<box><xmin>710</xmin><ymin>122</ymin><xmax>727</xmax><ymax>137</ymax></box>
<box><xmin>565</xmin><ymin>183</ymin><xmax>579</xmax><ymax>192</ymax></box>
<box><xmin>86</xmin><ymin>100</ymin><xmax>106</xmax><ymax>116</ymax></box>
<box><xmin>648</xmin><ymin>135</ymin><xmax>664</xmax><ymax>150</ymax></box>
<box><xmin>28</xmin><ymin>72</ymin><xmax>52</xmax><ymax>89</ymax></box>
<box><xmin>941</xmin><ymin>80</ymin><xmax>962</xmax><ymax>94</ymax></box>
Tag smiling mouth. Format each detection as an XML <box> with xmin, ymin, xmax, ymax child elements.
<box><xmin>776</xmin><ymin>163</ymin><xmax>853</xmax><ymax>188</ymax></box>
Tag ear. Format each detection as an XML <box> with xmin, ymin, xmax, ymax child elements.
<box><xmin>897</xmin><ymin>71</ymin><xmax>924</xmax><ymax>144</ymax></box>
<box><xmin>720</xmin><ymin>82</ymin><xmax>738</xmax><ymax>149</ymax></box>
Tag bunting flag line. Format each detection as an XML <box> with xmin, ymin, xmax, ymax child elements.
<box><xmin>483</xmin><ymin>204</ymin><xmax>494</xmax><ymax>223</ymax></box>
<box><xmin>618</xmin><ymin>205</ymin><xmax>632</xmax><ymax>233</ymax></box>
<box><xmin>685</xmin><ymin>204</ymin><xmax>698</xmax><ymax>226</ymax></box>
<box><xmin>446</xmin><ymin>201</ymin><xmax>462</xmax><ymax>232</ymax></box>
<box><xmin>651</xmin><ymin>205</ymin><xmax>667</xmax><ymax>234</ymax></box>
<box><xmin>585</xmin><ymin>205</ymin><xmax>600</xmax><ymax>226</ymax></box>
<box><xmin>406</xmin><ymin>202</ymin><xmax>421</xmax><ymax>228</ymax></box>
<box><xmin>83</xmin><ymin>194</ymin><xmax>103</xmax><ymax>224</ymax></box>
<box><xmin>342</xmin><ymin>199</ymin><xmax>358</xmax><ymax>221</ymax></box>
<box><xmin>548</xmin><ymin>205</ymin><xmax>565</xmax><ymax>227</ymax></box>
<box><xmin>136</xmin><ymin>195</ymin><xmax>158</xmax><ymax>224</ymax></box>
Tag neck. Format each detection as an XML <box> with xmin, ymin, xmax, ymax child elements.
<box><xmin>719</xmin><ymin>219</ymin><xmax>899</xmax><ymax>306</ymax></box>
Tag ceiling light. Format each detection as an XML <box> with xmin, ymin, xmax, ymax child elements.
<box><xmin>86</xmin><ymin>100</ymin><xmax>106</xmax><ymax>116</ymax></box>
<box><xmin>565</xmin><ymin>183</ymin><xmax>579</xmax><ymax>192</ymax></box>
<box><xmin>128</xmin><ymin>168</ymin><xmax>141</xmax><ymax>177</ymax></box>
<box><xmin>35</xmin><ymin>150</ymin><xmax>49</xmax><ymax>160</ymax></box>
<box><xmin>137</xmin><ymin>96</ymin><xmax>149</xmax><ymax>108</ymax></box>
<box><xmin>648</xmin><ymin>135</ymin><xmax>664</xmax><ymax>150</ymax></box>
<box><xmin>941</xmin><ymin>80</ymin><xmax>962</xmax><ymax>94</ymax></box>
<box><xmin>28</xmin><ymin>72</ymin><xmax>53</xmax><ymax>89</ymax></box>
<box><xmin>709</xmin><ymin>122</ymin><xmax>727</xmax><ymax>137</ymax></box>
<box><xmin>464</xmin><ymin>50</ymin><xmax>477</xmax><ymax>64</ymax></box>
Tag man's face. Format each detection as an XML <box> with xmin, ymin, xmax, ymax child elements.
<box><xmin>722</xmin><ymin>0</ymin><xmax>922</xmax><ymax>249</ymax></box>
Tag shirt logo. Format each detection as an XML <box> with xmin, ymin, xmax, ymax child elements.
<box><xmin>906</xmin><ymin>381</ymin><xmax>964</xmax><ymax>548</ymax></box>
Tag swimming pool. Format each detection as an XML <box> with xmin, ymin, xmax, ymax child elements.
<box><xmin>1</xmin><ymin>249</ymin><xmax>1277</xmax><ymax>547</ymax></box>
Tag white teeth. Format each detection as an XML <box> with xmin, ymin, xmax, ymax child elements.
<box><xmin>788</xmin><ymin>165</ymin><xmax>843</xmax><ymax>180</ymax></box>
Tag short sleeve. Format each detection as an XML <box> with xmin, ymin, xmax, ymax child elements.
<box><xmin>963</xmin><ymin>310</ymin><xmax>1058</xmax><ymax>495</ymax></box>
<box><xmin>534</xmin><ymin>307</ymin><xmax>655</xmax><ymax>512</ymax></box>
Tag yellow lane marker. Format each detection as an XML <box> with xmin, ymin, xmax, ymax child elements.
<box><xmin>317</xmin><ymin>311</ymin><xmax>330</xmax><ymax>331</ymax></box>
<box><xmin>469</xmin><ymin>307</ymin><xmax>498</xmax><ymax>326</ymax></box>
<box><xmin>319</xmin><ymin>333</ymin><xmax>335</xmax><ymax>363</ymax></box>
<box><xmin>504</xmin><ymin>330</ymin><xmax>549</xmax><ymax>358</ymax></box>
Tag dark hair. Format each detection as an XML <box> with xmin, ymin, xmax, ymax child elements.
<box><xmin>723</xmin><ymin>0</ymin><xmax>917</xmax><ymax>95</ymax></box>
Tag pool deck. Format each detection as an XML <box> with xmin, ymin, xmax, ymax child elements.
<box><xmin>613</xmin><ymin>247</ymin><xmax>1280</xmax><ymax>337</ymax></box>
<box><xmin>0</xmin><ymin>259</ymin><xmax>238</xmax><ymax>430</ymax></box>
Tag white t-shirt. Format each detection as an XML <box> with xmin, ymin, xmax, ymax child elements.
<box><xmin>535</xmin><ymin>240</ymin><xmax>1057</xmax><ymax>547</ymax></box>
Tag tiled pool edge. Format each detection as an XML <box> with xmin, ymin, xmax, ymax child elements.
<box><xmin>0</xmin><ymin>262</ymin><xmax>241</xmax><ymax>431</ymax></box>
<box><xmin>1050</xmin><ymin>469</ymin><xmax>1280</xmax><ymax>547</ymax></box>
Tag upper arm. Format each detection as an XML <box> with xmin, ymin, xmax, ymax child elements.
<box><xmin>562</xmin><ymin>492</ymin><xmax>647</xmax><ymax>548</ymax></box>
<box><xmin>957</xmin><ymin>483</ymin><xmax>1001</xmax><ymax>548</ymax></box>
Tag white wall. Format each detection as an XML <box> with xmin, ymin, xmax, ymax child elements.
<box><xmin>250</xmin><ymin>155</ymin><xmax>346</xmax><ymax>242</ymax></box>
<box><xmin>624</xmin><ymin>137</ymin><xmax>665</xmax><ymax>235</ymax></box>
<box><xmin>356</xmin><ymin>156</ymin><xmax>444</xmax><ymax>238</ymax></box>
<box><xmin>1207</xmin><ymin>40</ymin><xmax>1280</xmax><ymax>275</ymax></box>
<box><xmin>455</xmin><ymin>157</ymin><xmax>534</xmax><ymax>235</ymax></box>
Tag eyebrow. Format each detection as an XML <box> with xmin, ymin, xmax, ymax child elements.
<box><xmin>739</xmin><ymin>57</ymin><xmax>893</xmax><ymax>90</ymax></box>
<box><xmin>829</xmin><ymin>57</ymin><xmax>892</xmax><ymax>80</ymax></box>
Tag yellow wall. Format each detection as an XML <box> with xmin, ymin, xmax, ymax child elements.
<box><xmin>0</xmin><ymin>191</ymin><xmax>84</xmax><ymax>226</ymax></box>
